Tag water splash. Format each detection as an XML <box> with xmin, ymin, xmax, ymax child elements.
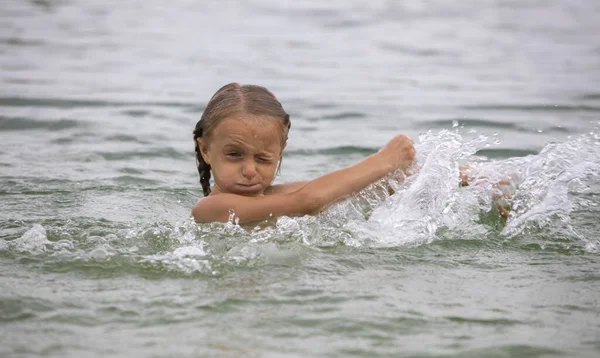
<box><xmin>498</xmin><ymin>134</ymin><xmax>600</xmax><ymax>252</ymax></box>
<box><xmin>293</xmin><ymin>129</ymin><xmax>600</xmax><ymax>251</ymax></box>
<box><xmin>364</xmin><ymin>129</ymin><xmax>600</xmax><ymax>250</ymax></box>
<box><xmin>365</xmin><ymin>130</ymin><xmax>486</xmax><ymax>246</ymax></box>
<box><xmin>8</xmin><ymin>224</ymin><xmax>52</xmax><ymax>254</ymax></box>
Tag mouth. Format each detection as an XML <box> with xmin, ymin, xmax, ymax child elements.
<box><xmin>235</xmin><ymin>183</ymin><xmax>262</xmax><ymax>192</ymax></box>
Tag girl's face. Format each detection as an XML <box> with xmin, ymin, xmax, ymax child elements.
<box><xmin>197</xmin><ymin>115</ymin><xmax>285</xmax><ymax>197</ymax></box>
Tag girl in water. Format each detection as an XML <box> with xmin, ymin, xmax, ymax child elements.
<box><xmin>192</xmin><ymin>82</ymin><xmax>416</xmax><ymax>223</ymax></box>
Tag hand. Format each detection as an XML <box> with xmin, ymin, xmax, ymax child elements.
<box><xmin>459</xmin><ymin>165</ymin><xmax>472</xmax><ymax>186</ymax></box>
<box><xmin>378</xmin><ymin>134</ymin><xmax>416</xmax><ymax>171</ymax></box>
<box><xmin>459</xmin><ymin>165</ymin><xmax>513</xmax><ymax>218</ymax></box>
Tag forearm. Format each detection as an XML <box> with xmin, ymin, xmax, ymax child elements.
<box><xmin>296</xmin><ymin>153</ymin><xmax>393</xmax><ymax>213</ymax></box>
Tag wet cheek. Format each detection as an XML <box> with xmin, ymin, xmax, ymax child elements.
<box><xmin>264</xmin><ymin>164</ymin><xmax>278</xmax><ymax>176</ymax></box>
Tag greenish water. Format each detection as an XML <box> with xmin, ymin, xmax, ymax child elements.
<box><xmin>2</xmin><ymin>0</ymin><xmax>600</xmax><ymax>357</ymax></box>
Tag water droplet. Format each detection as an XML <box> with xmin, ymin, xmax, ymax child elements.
<box><xmin>269</xmin><ymin>213</ymin><xmax>273</xmax><ymax>217</ymax></box>
<box><xmin>452</xmin><ymin>120</ymin><xmax>459</xmax><ymax>128</ymax></box>
<box><xmin>537</xmin><ymin>129</ymin><xmax>543</xmax><ymax>133</ymax></box>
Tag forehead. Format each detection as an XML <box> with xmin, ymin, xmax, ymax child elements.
<box><xmin>210</xmin><ymin>115</ymin><xmax>284</xmax><ymax>147</ymax></box>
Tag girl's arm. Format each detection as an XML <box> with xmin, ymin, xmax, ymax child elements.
<box><xmin>192</xmin><ymin>134</ymin><xmax>415</xmax><ymax>223</ymax></box>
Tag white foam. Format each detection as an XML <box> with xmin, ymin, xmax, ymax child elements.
<box><xmin>12</xmin><ymin>224</ymin><xmax>51</xmax><ymax>254</ymax></box>
<box><xmin>141</xmin><ymin>244</ymin><xmax>210</xmax><ymax>274</ymax></box>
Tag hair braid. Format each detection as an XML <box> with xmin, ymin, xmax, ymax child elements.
<box><xmin>193</xmin><ymin>127</ymin><xmax>211</xmax><ymax>197</ymax></box>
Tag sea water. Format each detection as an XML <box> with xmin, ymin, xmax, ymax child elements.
<box><xmin>2</xmin><ymin>0</ymin><xmax>600</xmax><ymax>357</ymax></box>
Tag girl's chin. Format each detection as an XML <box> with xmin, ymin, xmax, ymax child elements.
<box><xmin>231</xmin><ymin>184</ymin><xmax>264</xmax><ymax>196</ymax></box>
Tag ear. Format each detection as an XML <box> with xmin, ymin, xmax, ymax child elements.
<box><xmin>196</xmin><ymin>138</ymin><xmax>211</xmax><ymax>165</ymax></box>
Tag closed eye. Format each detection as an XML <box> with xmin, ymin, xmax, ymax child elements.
<box><xmin>257</xmin><ymin>157</ymin><xmax>273</xmax><ymax>163</ymax></box>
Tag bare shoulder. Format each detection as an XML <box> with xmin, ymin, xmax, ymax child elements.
<box><xmin>264</xmin><ymin>181</ymin><xmax>309</xmax><ymax>195</ymax></box>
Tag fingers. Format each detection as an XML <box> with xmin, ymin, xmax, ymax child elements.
<box><xmin>380</xmin><ymin>134</ymin><xmax>416</xmax><ymax>170</ymax></box>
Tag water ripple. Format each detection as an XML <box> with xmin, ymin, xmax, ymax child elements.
<box><xmin>463</xmin><ymin>103</ymin><xmax>600</xmax><ymax>113</ymax></box>
<box><xmin>0</xmin><ymin>116</ymin><xmax>82</xmax><ymax>131</ymax></box>
<box><xmin>285</xmin><ymin>146</ymin><xmax>377</xmax><ymax>156</ymax></box>
<box><xmin>0</xmin><ymin>96</ymin><xmax>196</xmax><ymax>109</ymax></box>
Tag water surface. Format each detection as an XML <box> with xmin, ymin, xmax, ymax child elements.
<box><xmin>1</xmin><ymin>0</ymin><xmax>600</xmax><ymax>357</ymax></box>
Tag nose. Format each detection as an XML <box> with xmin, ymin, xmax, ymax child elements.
<box><xmin>241</xmin><ymin>159</ymin><xmax>257</xmax><ymax>179</ymax></box>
